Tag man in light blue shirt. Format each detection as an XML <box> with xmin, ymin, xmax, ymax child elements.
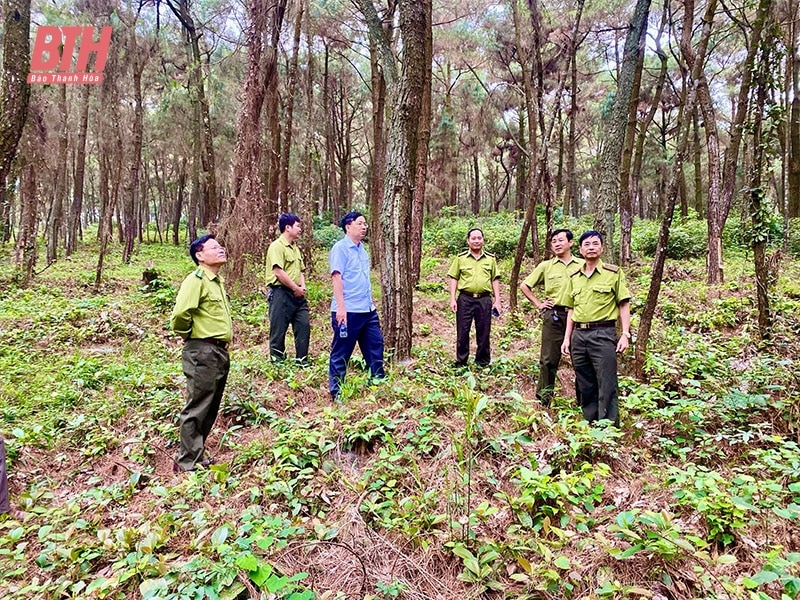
<box><xmin>329</xmin><ymin>211</ymin><xmax>385</xmax><ymax>398</ymax></box>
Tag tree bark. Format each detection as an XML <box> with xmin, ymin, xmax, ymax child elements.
<box><xmin>0</xmin><ymin>0</ymin><xmax>32</xmax><ymax>245</ymax></box>
<box><xmin>593</xmin><ymin>0</ymin><xmax>651</xmax><ymax>259</ymax></box>
<box><xmin>66</xmin><ymin>84</ymin><xmax>90</xmax><ymax>257</ymax></box>
<box><xmin>47</xmin><ymin>84</ymin><xmax>68</xmax><ymax>264</ymax></box>
<box><xmin>220</xmin><ymin>0</ymin><xmax>286</xmax><ymax>286</ymax></box>
<box><xmin>278</xmin><ymin>0</ymin><xmax>304</xmax><ymax>213</ymax></box>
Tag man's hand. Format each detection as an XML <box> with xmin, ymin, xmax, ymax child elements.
<box><xmin>450</xmin><ymin>299</ymin><xmax>458</xmax><ymax>312</ymax></box>
<box><xmin>616</xmin><ymin>335</ymin><xmax>629</xmax><ymax>353</ymax></box>
<box><xmin>539</xmin><ymin>298</ymin><xmax>554</xmax><ymax>310</ymax></box>
<box><xmin>561</xmin><ymin>339</ymin><xmax>570</xmax><ymax>356</ymax></box>
<box><xmin>294</xmin><ymin>285</ymin><xmax>306</xmax><ymax>298</ymax></box>
<box><xmin>336</xmin><ymin>308</ymin><xmax>347</xmax><ymax>326</ymax></box>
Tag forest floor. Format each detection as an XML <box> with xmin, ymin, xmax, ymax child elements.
<box><xmin>1</xmin><ymin>240</ymin><xmax>799</xmax><ymax>599</ymax></box>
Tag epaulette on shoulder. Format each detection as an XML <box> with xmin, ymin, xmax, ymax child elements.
<box><xmin>603</xmin><ymin>264</ymin><xmax>620</xmax><ymax>273</ymax></box>
<box><xmin>194</xmin><ymin>268</ymin><xmax>205</xmax><ymax>278</ymax></box>
<box><xmin>484</xmin><ymin>251</ymin><xmax>495</xmax><ymax>257</ymax></box>
<box><xmin>458</xmin><ymin>250</ymin><xmax>470</xmax><ymax>256</ymax></box>
<box><xmin>569</xmin><ymin>269</ymin><xmax>582</xmax><ymax>277</ymax></box>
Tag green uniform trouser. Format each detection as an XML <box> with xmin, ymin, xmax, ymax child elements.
<box><xmin>268</xmin><ymin>286</ymin><xmax>310</xmax><ymax>363</ymax></box>
<box><xmin>537</xmin><ymin>308</ymin><xmax>567</xmax><ymax>405</ymax></box>
<box><xmin>570</xmin><ymin>327</ymin><xmax>620</xmax><ymax>426</ymax></box>
<box><xmin>177</xmin><ymin>339</ymin><xmax>230</xmax><ymax>471</ymax></box>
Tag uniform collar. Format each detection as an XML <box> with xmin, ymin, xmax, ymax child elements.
<box><xmin>580</xmin><ymin>259</ymin><xmax>604</xmax><ymax>276</ymax></box>
<box><xmin>278</xmin><ymin>233</ymin><xmax>296</xmax><ymax>248</ymax></box>
<box><xmin>199</xmin><ymin>265</ymin><xmax>223</xmax><ymax>282</ymax></box>
<box><xmin>554</xmin><ymin>254</ymin><xmax>580</xmax><ymax>266</ymax></box>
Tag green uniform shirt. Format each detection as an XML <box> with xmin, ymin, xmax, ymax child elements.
<box><xmin>523</xmin><ymin>255</ymin><xmax>585</xmax><ymax>306</ymax></box>
<box><xmin>565</xmin><ymin>261</ymin><xmax>631</xmax><ymax>323</ymax></box>
<box><xmin>171</xmin><ymin>266</ymin><xmax>233</xmax><ymax>342</ymax></box>
<box><xmin>447</xmin><ymin>250</ymin><xmax>500</xmax><ymax>294</ymax></box>
<box><xmin>266</xmin><ymin>236</ymin><xmax>305</xmax><ymax>287</ymax></box>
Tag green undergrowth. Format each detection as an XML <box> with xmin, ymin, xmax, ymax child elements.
<box><xmin>0</xmin><ymin>233</ymin><xmax>798</xmax><ymax>600</ymax></box>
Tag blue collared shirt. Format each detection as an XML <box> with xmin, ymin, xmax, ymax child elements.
<box><xmin>329</xmin><ymin>236</ymin><xmax>375</xmax><ymax>313</ymax></box>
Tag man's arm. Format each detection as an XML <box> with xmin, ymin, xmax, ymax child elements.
<box><xmin>272</xmin><ymin>267</ymin><xmax>306</xmax><ymax>297</ymax></box>
<box><xmin>492</xmin><ymin>278</ymin><xmax>501</xmax><ymax>316</ymax></box>
<box><xmin>332</xmin><ymin>272</ymin><xmax>346</xmax><ymax>325</ymax></box>
<box><xmin>561</xmin><ymin>309</ymin><xmax>574</xmax><ymax>356</ymax></box>
<box><xmin>520</xmin><ymin>282</ymin><xmax>547</xmax><ymax>309</ymax></box>
<box><xmin>616</xmin><ymin>300</ymin><xmax>631</xmax><ymax>353</ymax></box>
<box><xmin>171</xmin><ymin>277</ymin><xmax>201</xmax><ymax>338</ymax></box>
<box><xmin>449</xmin><ymin>277</ymin><xmax>458</xmax><ymax>312</ymax></box>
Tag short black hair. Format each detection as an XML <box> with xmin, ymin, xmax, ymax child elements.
<box><xmin>579</xmin><ymin>230</ymin><xmax>603</xmax><ymax>245</ymax></box>
<box><xmin>551</xmin><ymin>228</ymin><xmax>573</xmax><ymax>241</ymax></box>
<box><xmin>340</xmin><ymin>211</ymin><xmax>364</xmax><ymax>232</ymax></box>
<box><xmin>189</xmin><ymin>234</ymin><xmax>215</xmax><ymax>265</ymax></box>
<box><xmin>278</xmin><ymin>213</ymin><xmax>301</xmax><ymax>233</ymax></box>
<box><xmin>466</xmin><ymin>227</ymin><xmax>484</xmax><ymax>241</ymax></box>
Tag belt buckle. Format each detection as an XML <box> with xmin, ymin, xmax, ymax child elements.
<box><xmin>578</xmin><ymin>322</ymin><xmax>589</xmax><ymax>329</ymax></box>
<box><xmin>473</xmin><ymin>292</ymin><xmax>479</xmax><ymax>298</ymax></box>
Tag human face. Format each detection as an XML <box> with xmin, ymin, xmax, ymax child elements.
<box><xmin>196</xmin><ymin>239</ymin><xmax>227</xmax><ymax>267</ymax></box>
<box><xmin>346</xmin><ymin>215</ymin><xmax>368</xmax><ymax>242</ymax></box>
<box><xmin>285</xmin><ymin>221</ymin><xmax>302</xmax><ymax>241</ymax></box>
<box><xmin>467</xmin><ymin>229</ymin><xmax>484</xmax><ymax>253</ymax></box>
<box><xmin>579</xmin><ymin>235</ymin><xmax>603</xmax><ymax>260</ymax></box>
<box><xmin>550</xmin><ymin>232</ymin><xmax>571</xmax><ymax>258</ymax></box>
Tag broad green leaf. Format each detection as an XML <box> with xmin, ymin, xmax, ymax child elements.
<box><xmin>554</xmin><ymin>556</ymin><xmax>570</xmax><ymax>570</ymax></box>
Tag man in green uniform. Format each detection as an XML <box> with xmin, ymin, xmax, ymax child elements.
<box><xmin>448</xmin><ymin>228</ymin><xmax>502</xmax><ymax>367</ymax></box>
<box><xmin>171</xmin><ymin>234</ymin><xmax>233</xmax><ymax>472</ymax></box>
<box><xmin>266</xmin><ymin>213</ymin><xmax>309</xmax><ymax>365</ymax></box>
<box><xmin>520</xmin><ymin>229</ymin><xmax>584</xmax><ymax>406</ymax></box>
<box><xmin>561</xmin><ymin>230</ymin><xmax>631</xmax><ymax>426</ymax></box>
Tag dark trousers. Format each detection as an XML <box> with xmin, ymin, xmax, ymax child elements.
<box><xmin>177</xmin><ymin>340</ymin><xmax>230</xmax><ymax>471</ymax></box>
<box><xmin>268</xmin><ymin>287</ymin><xmax>310</xmax><ymax>363</ymax></box>
<box><xmin>537</xmin><ymin>308</ymin><xmax>567</xmax><ymax>405</ymax></box>
<box><xmin>0</xmin><ymin>434</ymin><xmax>9</xmax><ymax>513</ymax></box>
<box><xmin>456</xmin><ymin>294</ymin><xmax>492</xmax><ymax>366</ymax></box>
<box><xmin>570</xmin><ymin>327</ymin><xmax>619</xmax><ymax>426</ymax></box>
<box><xmin>329</xmin><ymin>311</ymin><xmax>385</xmax><ymax>397</ymax></box>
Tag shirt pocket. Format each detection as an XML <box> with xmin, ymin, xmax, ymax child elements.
<box><xmin>206</xmin><ymin>295</ymin><xmax>225</xmax><ymax>315</ymax></box>
<box><xmin>592</xmin><ymin>285</ymin><xmax>613</xmax><ymax>298</ymax></box>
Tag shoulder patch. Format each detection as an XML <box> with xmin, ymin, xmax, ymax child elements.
<box><xmin>604</xmin><ymin>264</ymin><xmax>620</xmax><ymax>273</ymax></box>
<box><xmin>484</xmin><ymin>251</ymin><xmax>496</xmax><ymax>257</ymax></box>
<box><xmin>194</xmin><ymin>268</ymin><xmax>204</xmax><ymax>278</ymax></box>
<box><xmin>458</xmin><ymin>250</ymin><xmax>469</xmax><ymax>256</ymax></box>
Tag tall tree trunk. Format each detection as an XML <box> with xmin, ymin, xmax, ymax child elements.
<box><xmin>220</xmin><ymin>0</ymin><xmax>286</xmax><ymax>286</ymax></box>
<box><xmin>508</xmin><ymin>0</ymin><xmax>540</xmax><ymax>312</ymax></box>
<box><xmin>66</xmin><ymin>84</ymin><xmax>90</xmax><ymax>256</ymax></box>
<box><xmin>368</xmin><ymin>37</ymin><xmax>387</xmax><ymax>268</ymax></box>
<box><xmin>702</xmin><ymin>0</ymin><xmax>773</xmax><ymax>282</ymax></box>
<box><xmin>0</xmin><ymin>0</ymin><xmax>32</xmax><ymax>245</ymax></box>
<box><xmin>593</xmin><ymin>0</ymin><xmax>651</xmax><ymax>259</ymax></box>
<box><xmin>15</xmin><ymin>104</ymin><xmax>44</xmax><ymax>286</ymax></box>
<box><xmin>410</xmin><ymin>0</ymin><xmax>432</xmax><ymax>288</ymax></box>
<box><xmin>278</xmin><ymin>0</ymin><xmax>304</xmax><ymax>213</ymax></box>
<box><xmin>788</xmin><ymin>4</ymin><xmax>800</xmax><ymax>218</ymax></box>
<box><xmin>692</xmin><ymin>107</ymin><xmax>704</xmax><ymax>217</ymax></box>
<box><xmin>749</xmin><ymin>23</ymin><xmax>778</xmax><ymax>339</ymax></box>
<box><xmin>123</xmin><ymin>51</ymin><xmax>146</xmax><ymax>264</ymax></box>
<box><xmin>635</xmin><ymin>0</ymin><xmax>712</xmax><ymax>377</ymax></box>
<box><xmin>165</xmin><ymin>0</ymin><xmax>218</xmax><ymax>224</ymax></box>
<box><xmin>47</xmin><ymin>84</ymin><xmax>68</xmax><ymax>264</ymax></box>
<box><xmin>356</xmin><ymin>0</ymin><xmax>429</xmax><ymax>361</ymax></box>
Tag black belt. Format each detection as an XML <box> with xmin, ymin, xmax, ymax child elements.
<box><xmin>575</xmin><ymin>320</ymin><xmax>616</xmax><ymax>329</ymax></box>
<box><xmin>460</xmin><ymin>291</ymin><xmax>492</xmax><ymax>299</ymax></box>
<box><xmin>553</xmin><ymin>305</ymin><xmax>569</xmax><ymax>313</ymax></box>
<box><xmin>192</xmin><ymin>337</ymin><xmax>229</xmax><ymax>349</ymax></box>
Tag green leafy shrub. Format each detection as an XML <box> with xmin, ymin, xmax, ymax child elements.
<box><xmin>631</xmin><ymin>215</ymin><xmax>707</xmax><ymax>258</ymax></box>
<box><xmin>313</xmin><ymin>223</ymin><xmax>344</xmax><ymax>249</ymax></box>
